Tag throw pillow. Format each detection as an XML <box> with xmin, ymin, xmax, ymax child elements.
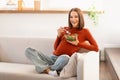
<box><xmin>60</xmin><ymin>52</ymin><xmax>85</xmax><ymax>78</ymax></box>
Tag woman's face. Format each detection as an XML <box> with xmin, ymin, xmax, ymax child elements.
<box><xmin>70</xmin><ymin>11</ymin><xmax>79</xmax><ymax>28</ymax></box>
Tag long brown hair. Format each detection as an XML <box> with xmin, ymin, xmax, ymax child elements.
<box><xmin>68</xmin><ymin>8</ymin><xmax>85</xmax><ymax>30</ymax></box>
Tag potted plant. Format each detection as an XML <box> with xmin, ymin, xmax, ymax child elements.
<box><xmin>88</xmin><ymin>4</ymin><xmax>98</xmax><ymax>25</ymax></box>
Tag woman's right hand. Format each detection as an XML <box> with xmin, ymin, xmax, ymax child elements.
<box><xmin>57</xmin><ymin>27</ymin><xmax>65</xmax><ymax>37</ymax></box>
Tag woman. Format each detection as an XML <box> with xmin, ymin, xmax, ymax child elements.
<box><xmin>25</xmin><ymin>7</ymin><xmax>99</xmax><ymax>77</ymax></box>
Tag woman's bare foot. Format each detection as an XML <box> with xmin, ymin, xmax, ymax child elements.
<box><xmin>44</xmin><ymin>68</ymin><xmax>58</xmax><ymax>77</ymax></box>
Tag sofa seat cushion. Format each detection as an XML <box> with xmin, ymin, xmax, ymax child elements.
<box><xmin>0</xmin><ymin>62</ymin><xmax>76</xmax><ymax>80</ymax></box>
<box><xmin>0</xmin><ymin>62</ymin><xmax>58</xmax><ymax>80</ymax></box>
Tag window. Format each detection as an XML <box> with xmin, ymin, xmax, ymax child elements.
<box><xmin>0</xmin><ymin>0</ymin><xmax>17</xmax><ymax>10</ymax></box>
<box><xmin>0</xmin><ymin>0</ymin><xmax>104</xmax><ymax>13</ymax></box>
<box><xmin>0</xmin><ymin>0</ymin><xmax>40</xmax><ymax>11</ymax></box>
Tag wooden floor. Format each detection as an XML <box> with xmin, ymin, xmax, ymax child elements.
<box><xmin>100</xmin><ymin>61</ymin><xmax>112</xmax><ymax>80</ymax></box>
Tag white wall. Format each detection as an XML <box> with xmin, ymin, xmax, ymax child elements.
<box><xmin>0</xmin><ymin>0</ymin><xmax>120</xmax><ymax>60</ymax></box>
<box><xmin>101</xmin><ymin>0</ymin><xmax>120</xmax><ymax>60</ymax></box>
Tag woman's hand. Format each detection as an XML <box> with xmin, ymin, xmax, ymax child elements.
<box><xmin>57</xmin><ymin>27</ymin><xmax>65</xmax><ymax>37</ymax></box>
<box><xmin>66</xmin><ymin>35</ymin><xmax>79</xmax><ymax>46</ymax></box>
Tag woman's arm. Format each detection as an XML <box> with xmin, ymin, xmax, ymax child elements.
<box><xmin>79</xmin><ymin>29</ymin><xmax>99</xmax><ymax>52</ymax></box>
<box><xmin>54</xmin><ymin>27</ymin><xmax>65</xmax><ymax>50</ymax></box>
<box><xmin>54</xmin><ymin>36</ymin><xmax>61</xmax><ymax>50</ymax></box>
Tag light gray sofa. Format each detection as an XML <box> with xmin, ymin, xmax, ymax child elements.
<box><xmin>0</xmin><ymin>36</ymin><xmax>99</xmax><ymax>80</ymax></box>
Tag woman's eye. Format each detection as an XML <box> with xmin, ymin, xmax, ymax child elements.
<box><xmin>70</xmin><ymin>16</ymin><xmax>73</xmax><ymax>18</ymax></box>
<box><xmin>75</xmin><ymin>16</ymin><xmax>78</xmax><ymax>18</ymax></box>
<box><xmin>70</xmin><ymin>16</ymin><xmax>78</xmax><ymax>19</ymax></box>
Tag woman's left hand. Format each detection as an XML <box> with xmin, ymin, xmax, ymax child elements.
<box><xmin>66</xmin><ymin>35</ymin><xmax>79</xmax><ymax>46</ymax></box>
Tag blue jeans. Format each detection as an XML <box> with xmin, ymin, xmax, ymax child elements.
<box><xmin>25</xmin><ymin>47</ymin><xmax>70</xmax><ymax>73</ymax></box>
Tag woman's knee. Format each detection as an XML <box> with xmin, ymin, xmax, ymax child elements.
<box><xmin>59</xmin><ymin>54</ymin><xmax>70</xmax><ymax>63</ymax></box>
<box><xmin>50</xmin><ymin>55</ymin><xmax>70</xmax><ymax>71</ymax></box>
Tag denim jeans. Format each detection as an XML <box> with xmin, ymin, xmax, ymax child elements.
<box><xmin>25</xmin><ymin>47</ymin><xmax>70</xmax><ymax>73</ymax></box>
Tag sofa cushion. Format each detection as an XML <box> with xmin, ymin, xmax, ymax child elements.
<box><xmin>60</xmin><ymin>52</ymin><xmax>86</xmax><ymax>79</ymax></box>
<box><xmin>0</xmin><ymin>62</ymin><xmax>76</xmax><ymax>80</ymax></box>
<box><xmin>0</xmin><ymin>62</ymin><xmax>58</xmax><ymax>80</ymax></box>
<box><xmin>60</xmin><ymin>51</ymin><xmax>99</xmax><ymax>79</ymax></box>
<box><xmin>60</xmin><ymin>53</ymin><xmax>77</xmax><ymax>78</ymax></box>
<box><xmin>59</xmin><ymin>48</ymin><xmax>90</xmax><ymax>79</ymax></box>
<box><xmin>0</xmin><ymin>37</ymin><xmax>54</xmax><ymax>64</ymax></box>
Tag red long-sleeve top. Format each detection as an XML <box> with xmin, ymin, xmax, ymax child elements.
<box><xmin>53</xmin><ymin>27</ymin><xmax>99</xmax><ymax>56</ymax></box>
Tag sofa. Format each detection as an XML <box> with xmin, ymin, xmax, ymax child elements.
<box><xmin>0</xmin><ymin>36</ymin><xmax>99</xmax><ymax>80</ymax></box>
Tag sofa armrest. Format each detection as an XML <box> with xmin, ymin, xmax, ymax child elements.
<box><xmin>77</xmin><ymin>51</ymin><xmax>99</xmax><ymax>80</ymax></box>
